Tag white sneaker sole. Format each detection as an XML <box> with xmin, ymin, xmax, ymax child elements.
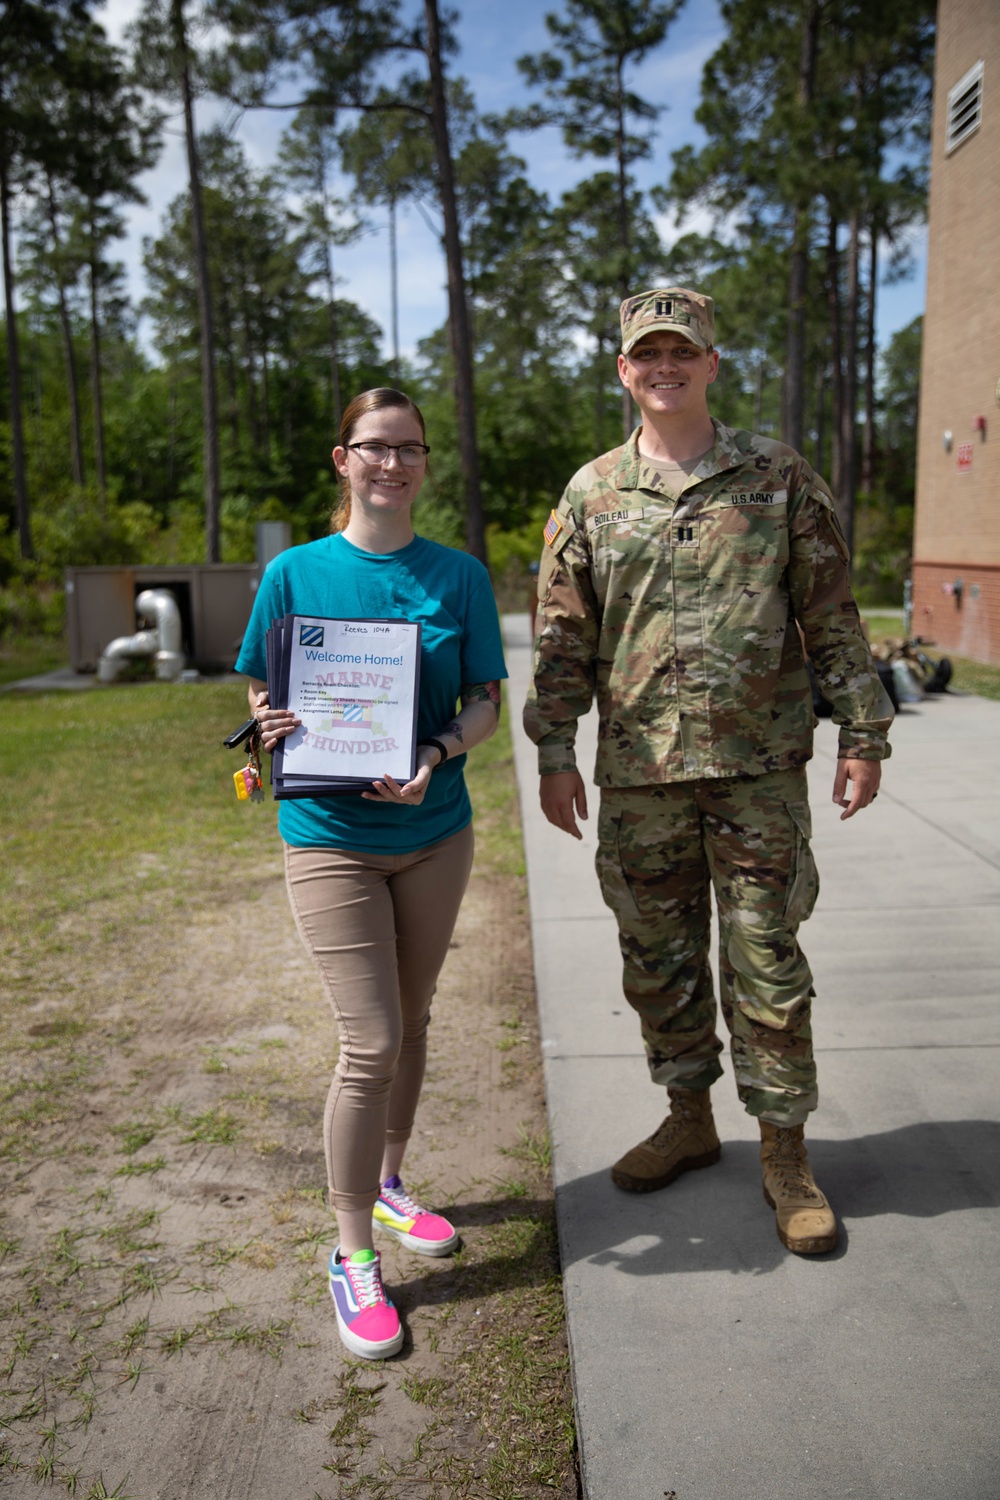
<box><xmin>329</xmin><ymin>1282</ymin><xmax>404</xmax><ymax>1359</ymax></box>
<box><xmin>372</xmin><ymin>1217</ymin><xmax>459</xmax><ymax>1257</ymax></box>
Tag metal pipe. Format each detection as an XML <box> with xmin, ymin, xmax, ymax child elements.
<box><xmin>97</xmin><ymin>588</ymin><xmax>185</xmax><ymax>683</ymax></box>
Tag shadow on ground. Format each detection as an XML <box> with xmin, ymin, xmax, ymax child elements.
<box><xmin>384</xmin><ymin>1194</ymin><xmax>560</xmax><ymax>1312</ymax></box>
<box><xmin>552</xmin><ymin>1119</ymin><xmax>1000</xmax><ymax>1278</ymax></box>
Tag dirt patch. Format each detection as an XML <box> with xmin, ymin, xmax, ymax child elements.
<box><xmin>0</xmin><ymin>847</ymin><xmax>576</xmax><ymax>1497</ymax></box>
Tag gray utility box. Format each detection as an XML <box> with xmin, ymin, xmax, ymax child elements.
<box><xmin>65</xmin><ymin>565</ymin><xmax>259</xmax><ymax>674</ymax></box>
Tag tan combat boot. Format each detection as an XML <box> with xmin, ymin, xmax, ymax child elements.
<box><xmin>611</xmin><ymin>1087</ymin><xmax>721</xmax><ymax>1193</ymax></box>
<box><xmin>759</xmin><ymin>1121</ymin><xmax>838</xmax><ymax>1254</ymax></box>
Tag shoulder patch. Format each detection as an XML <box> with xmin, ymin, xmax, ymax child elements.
<box><xmin>543</xmin><ymin>508</ymin><xmax>576</xmax><ymax>553</ymax></box>
<box><xmin>727</xmin><ymin>489</ymin><xmax>787</xmax><ymax>507</ymax></box>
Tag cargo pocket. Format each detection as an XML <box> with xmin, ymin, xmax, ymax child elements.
<box><xmin>783</xmin><ymin>800</ymin><xmax>819</xmax><ymax>926</ymax></box>
<box><xmin>595</xmin><ymin>802</ymin><xmax>641</xmax><ymax>922</ymax></box>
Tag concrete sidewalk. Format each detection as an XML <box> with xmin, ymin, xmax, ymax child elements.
<box><xmin>504</xmin><ymin>614</ymin><xmax>1000</xmax><ymax>1500</ymax></box>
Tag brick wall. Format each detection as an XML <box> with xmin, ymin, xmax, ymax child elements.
<box><xmin>912</xmin><ymin>561</ymin><xmax>1000</xmax><ymax>662</ymax></box>
<box><xmin>912</xmin><ymin>0</ymin><xmax>1000</xmax><ymax>663</ymax></box>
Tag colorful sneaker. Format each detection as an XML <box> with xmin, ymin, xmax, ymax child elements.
<box><xmin>328</xmin><ymin>1247</ymin><xmax>403</xmax><ymax>1359</ymax></box>
<box><xmin>372</xmin><ymin>1176</ymin><xmax>459</xmax><ymax>1257</ymax></box>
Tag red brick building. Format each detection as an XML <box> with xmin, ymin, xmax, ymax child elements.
<box><xmin>912</xmin><ymin>0</ymin><xmax>1000</xmax><ymax>663</ymax></box>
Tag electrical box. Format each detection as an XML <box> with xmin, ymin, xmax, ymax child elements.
<box><xmin>65</xmin><ymin>565</ymin><xmax>259</xmax><ymax>674</ymax></box>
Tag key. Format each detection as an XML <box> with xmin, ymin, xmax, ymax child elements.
<box><xmin>223</xmin><ymin>717</ymin><xmax>259</xmax><ymax>750</ymax></box>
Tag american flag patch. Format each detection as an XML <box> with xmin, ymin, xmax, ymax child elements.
<box><xmin>543</xmin><ymin>511</ymin><xmax>563</xmax><ymax>547</ymax></box>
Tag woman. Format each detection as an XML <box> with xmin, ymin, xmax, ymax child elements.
<box><xmin>236</xmin><ymin>388</ymin><xmax>507</xmax><ymax>1360</ymax></box>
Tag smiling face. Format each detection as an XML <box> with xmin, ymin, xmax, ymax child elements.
<box><xmin>617</xmin><ymin>332</ymin><xmax>720</xmax><ymax>424</ymax></box>
<box><xmin>332</xmin><ymin>405</ymin><xmax>428</xmax><ymax>520</ymax></box>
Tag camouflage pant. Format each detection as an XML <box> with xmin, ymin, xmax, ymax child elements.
<box><xmin>595</xmin><ymin>768</ymin><xmax>820</xmax><ymax>1125</ymax></box>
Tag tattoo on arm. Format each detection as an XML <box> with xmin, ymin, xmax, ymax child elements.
<box><xmin>460</xmin><ymin>680</ymin><xmax>502</xmax><ymax>720</ymax></box>
<box><xmin>442</xmin><ymin>718</ymin><xmax>465</xmax><ymax>743</ymax></box>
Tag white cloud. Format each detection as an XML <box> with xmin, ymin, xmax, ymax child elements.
<box><xmin>64</xmin><ymin>0</ymin><xmax>925</xmax><ymax>360</ymax></box>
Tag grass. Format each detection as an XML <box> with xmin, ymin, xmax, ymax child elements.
<box><xmin>0</xmin><ymin>680</ymin><xmax>279</xmax><ymax>954</ymax></box>
<box><xmin>943</xmin><ymin>656</ymin><xmax>1000</xmax><ymax>701</ymax></box>
<box><xmin>1</xmin><ymin>677</ymin><xmax>521</xmax><ymax>955</ymax></box>
<box><xmin>0</xmin><ymin>634</ymin><xmax>68</xmax><ymax>686</ymax></box>
<box><xmin>862</xmin><ymin>611</ymin><xmax>1000</xmax><ymax>702</ymax></box>
<box><xmin>463</xmin><ymin>711</ymin><xmax>525</xmax><ymax>877</ymax></box>
<box><xmin>0</xmin><ymin>661</ymin><xmax>575</xmax><ymax>1496</ymax></box>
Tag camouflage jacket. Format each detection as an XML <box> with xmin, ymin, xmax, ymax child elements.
<box><xmin>523</xmin><ymin>421</ymin><xmax>894</xmax><ymax>784</ymax></box>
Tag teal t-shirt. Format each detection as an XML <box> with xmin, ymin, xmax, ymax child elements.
<box><xmin>235</xmin><ymin>532</ymin><xmax>508</xmax><ymax>853</ymax></box>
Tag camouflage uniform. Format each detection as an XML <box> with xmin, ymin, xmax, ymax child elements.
<box><xmin>524</xmin><ymin>420</ymin><xmax>894</xmax><ymax>1124</ymax></box>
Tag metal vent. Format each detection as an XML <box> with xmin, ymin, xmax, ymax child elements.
<box><xmin>946</xmin><ymin>61</ymin><xmax>984</xmax><ymax>153</ymax></box>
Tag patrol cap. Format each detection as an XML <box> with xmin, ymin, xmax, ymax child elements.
<box><xmin>620</xmin><ymin>287</ymin><xmax>715</xmax><ymax>355</ymax></box>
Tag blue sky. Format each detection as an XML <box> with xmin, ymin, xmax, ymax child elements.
<box><xmin>100</xmin><ymin>0</ymin><xmax>927</xmax><ymax>363</ymax></box>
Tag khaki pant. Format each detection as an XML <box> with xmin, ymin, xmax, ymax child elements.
<box><xmin>595</xmin><ymin>768</ymin><xmax>819</xmax><ymax>1125</ymax></box>
<box><xmin>284</xmin><ymin>824</ymin><xmax>475</xmax><ymax>1213</ymax></box>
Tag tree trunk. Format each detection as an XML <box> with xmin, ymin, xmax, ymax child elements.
<box><xmin>424</xmin><ymin>0</ymin><xmax>485</xmax><ymax>562</ymax></box>
<box><xmin>168</xmin><ymin>371</ymin><xmax>177</xmax><ymax>494</ymax></box>
<box><xmin>31</xmin><ymin>317</ymin><xmax>42</xmax><ymax>422</ymax></box>
<box><xmin>87</xmin><ymin>249</ymin><xmax>107</xmax><ymax>510</ymax></box>
<box><xmin>594</xmin><ymin>332</ymin><xmax>605</xmax><ymax>451</ymax></box>
<box><xmin>0</xmin><ymin>121</ymin><xmax>32</xmax><ymax>560</ymax></box>
<box><xmin>260</xmin><ymin>334</ymin><xmax>270</xmax><ymax>452</ymax></box>
<box><xmin>826</xmin><ymin>212</ymin><xmax>843</xmax><ymax>502</ymax></box>
<box><xmin>321</xmin><ymin>223</ymin><xmax>342</xmax><ymax>438</ymax></box>
<box><xmin>46</xmin><ymin>176</ymin><xmax>84</xmax><ymax>486</ymax></box>
<box><xmin>237</xmin><ymin>257</ymin><xmax>261</xmax><ymax>453</ymax></box>
<box><xmin>861</xmin><ymin>223</ymin><xmax>877</xmax><ymax>492</ymax></box>
<box><xmin>784</xmin><ymin>208</ymin><xmax>809</xmax><ymax>451</ymax></box>
<box><xmin>172</xmin><ymin>0</ymin><xmax>221</xmax><ymax>564</ymax></box>
<box><xmin>615</xmin><ymin>59</ymin><xmax>633</xmax><ymax>442</ymax></box>
<box><xmin>389</xmin><ymin>192</ymin><xmax>400</xmax><ymax>383</ymax></box>
<box><xmin>218</xmin><ymin>289</ymin><xmax>241</xmax><ymax>454</ymax></box>
<box><xmin>839</xmin><ymin>208</ymin><xmax>860</xmax><ymax>554</ymax></box>
<box><xmin>815</xmin><ymin>361</ymin><xmax>827</xmax><ymax>477</ymax></box>
<box><xmin>782</xmin><ymin>1</ymin><xmax>820</xmax><ymax>453</ymax></box>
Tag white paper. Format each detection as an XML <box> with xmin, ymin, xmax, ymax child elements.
<box><xmin>280</xmin><ymin>616</ymin><xmax>419</xmax><ymax>782</ymax></box>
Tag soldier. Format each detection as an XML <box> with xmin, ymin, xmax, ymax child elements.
<box><xmin>524</xmin><ymin>286</ymin><xmax>893</xmax><ymax>1255</ymax></box>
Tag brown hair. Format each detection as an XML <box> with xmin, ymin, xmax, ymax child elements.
<box><xmin>331</xmin><ymin>387</ymin><xmax>427</xmax><ymax>533</ymax></box>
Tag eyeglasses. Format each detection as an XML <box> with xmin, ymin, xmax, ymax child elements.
<box><xmin>347</xmin><ymin>441</ymin><xmax>430</xmax><ymax>466</ymax></box>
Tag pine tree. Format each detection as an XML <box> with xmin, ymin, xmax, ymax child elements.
<box><xmin>280</xmin><ymin>109</ymin><xmax>364</xmax><ymax>432</ymax></box>
<box><xmin>668</xmin><ymin>0</ymin><xmax>933</xmax><ymax>552</ymax></box>
<box><xmin>339</xmin><ymin>88</ymin><xmax>436</xmax><ymax>382</ymax></box>
<box><xmin>512</xmin><ymin>0</ymin><xmax>681</xmax><ymax>440</ymax></box>
<box><xmin>0</xmin><ymin>0</ymin><xmax>77</xmax><ymax>560</ymax></box>
<box><xmin>129</xmin><ymin>0</ymin><xmax>222</xmax><ymax>560</ymax></box>
<box><xmin>213</xmin><ymin>0</ymin><xmax>489</xmax><ymax>561</ymax></box>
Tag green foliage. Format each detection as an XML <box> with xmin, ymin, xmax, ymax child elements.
<box><xmin>0</xmin><ymin>574</ymin><xmax>64</xmax><ymax>642</ymax></box>
<box><xmin>852</xmin><ymin>497</ymin><xmax>913</xmax><ymax>605</ymax></box>
<box><xmin>514</xmin><ymin>0</ymin><xmax>681</xmax><ymax>171</ymax></box>
<box><xmin>666</xmin><ymin>0</ymin><xmax>934</xmax><ymax>554</ymax></box>
<box><xmin>850</xmin><ymin>314</ymin><xmax>922</xmax><ymax>603</ymax></box>
<box><xmin>878</xmin><ymin>314</ymin><xmax>922</xmax><ymax>495</ymax></box>
<box><xmin>1</xmin><ymin>0</ymin><xmax>931</xmax><ymax>627</ymax></box>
